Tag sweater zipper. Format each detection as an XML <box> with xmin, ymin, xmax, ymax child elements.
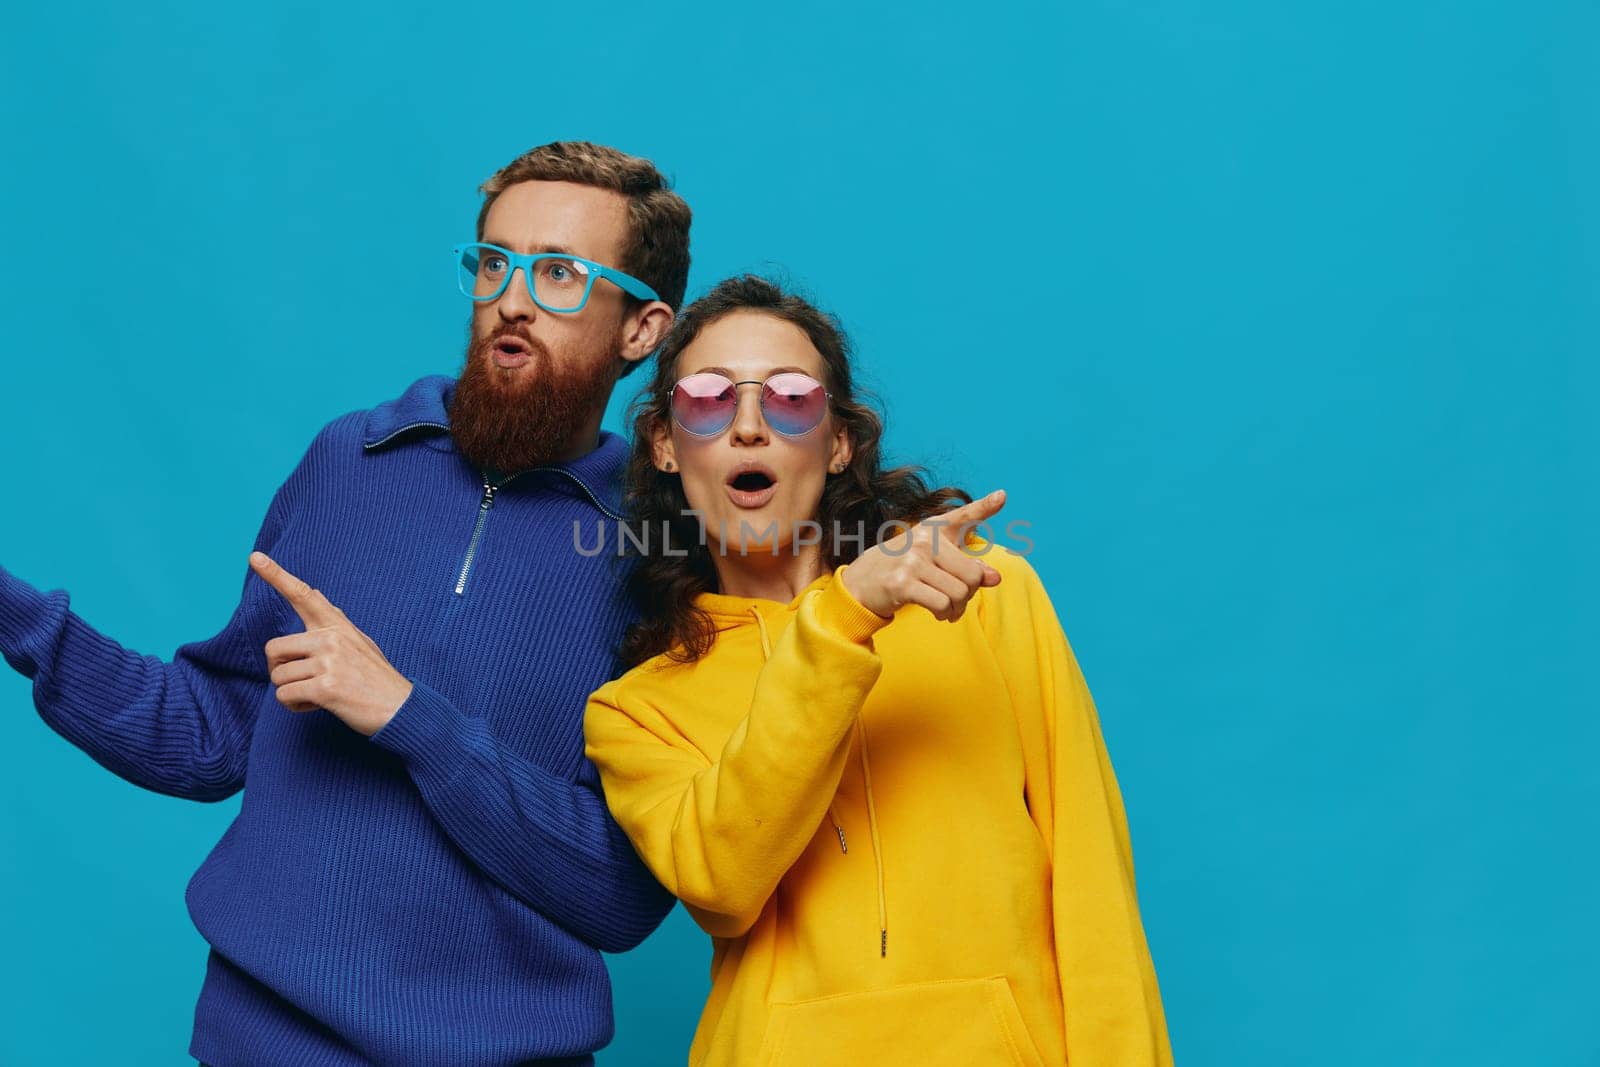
<box><xmin>450</xmin><ymin>458</ymin><xmax>622</xmax><ymax>597</ymax></box>
<box><xmin>454</xmin><ymin>480</ymin><xmax>499</xmax><ymax>596</ymax></box>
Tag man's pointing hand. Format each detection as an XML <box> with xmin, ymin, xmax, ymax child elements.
<box><xmin>250</xmin><ymin>551</ymin><xmax>413</xmax><ymax>736</ymax></box>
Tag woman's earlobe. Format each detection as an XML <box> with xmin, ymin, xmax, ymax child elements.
<box><xmin>650</xmin><ymin>421</ymin><xmax>678</xmax><ymax>475</ymax></box>
<box><xmin>830</xmin><ymin>429</ymin><xmax>854</xmax><ymax>476</ymax></box>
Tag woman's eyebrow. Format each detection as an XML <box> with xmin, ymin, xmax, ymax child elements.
<box><xmin>693</xmin><ymin>365</ymin><xmax>812</xmax><ymax>378</ymax></box>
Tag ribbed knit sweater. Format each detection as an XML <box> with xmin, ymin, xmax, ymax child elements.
<box><xmin>0</xmin><ymin>375</ymin><xmax>674</xmax><ymax>1067</ymax></box>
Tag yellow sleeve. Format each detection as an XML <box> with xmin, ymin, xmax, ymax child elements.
<box><xmin>585</xmin><ymin>569</ymin><xmax>892</xmax><ymax>939</ymax></box>
<box><xmin>978</xmin><ymin>547</ymin><xmax>1174</xmax><ymax>1067</ymax></box>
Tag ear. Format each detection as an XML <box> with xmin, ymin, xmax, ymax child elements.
<box><xmin>650</xmin><ymin>417</ymin><xmax>679</xmax><ymax>474</ymax></box>
<box><xmin>619</xmin><ymin>301</ymin><xmax>675</xmax><ymax>366</ymax></box>
<box><xmin>827</xmin><ymin>426</ymin><xmax>853</xmax><ymax>475</ymax></box>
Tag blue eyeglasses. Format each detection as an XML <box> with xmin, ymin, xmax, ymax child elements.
<box><xmin>453</xmin><ymin>242</ymin><xmax>660</xmax><ymax>313</ymax></box>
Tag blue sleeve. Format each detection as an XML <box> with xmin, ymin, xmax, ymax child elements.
<box><xmin>370</xmin><ymin>681</ymin><xmax>676</xmax><ymax>953</ymax></box>
<box><xmin>0</xmin><ymin>474</ymin><xmax>299</xmax><ymax>802</ymax></box>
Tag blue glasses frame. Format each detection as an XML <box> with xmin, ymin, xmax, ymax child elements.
<box><xmin>453</xmin><ymin>242</ymin><xmax>660</xmax><ymax>313</ymax></box>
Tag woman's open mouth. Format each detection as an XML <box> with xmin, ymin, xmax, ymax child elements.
<box><xmin>725</xmin><ymin>464</ymin><xmax>778</xmax><ymax>509</ymax></box>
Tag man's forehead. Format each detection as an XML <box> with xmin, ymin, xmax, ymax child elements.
<box><xmin>481</xmin><ymin>180</ymin><xmax>629</xmax><ymax>262</ymax></box>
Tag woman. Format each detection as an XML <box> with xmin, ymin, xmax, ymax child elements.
<box><xmin>585</xmin><ymin>276</ymin><xmax>1172</xmax><ymax>1067</ymax></box>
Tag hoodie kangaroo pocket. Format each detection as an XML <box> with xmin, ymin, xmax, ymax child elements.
<box><xmin>758</xmin><ymin>976</ymin><xmax>1047</xmax><ymax>1067</ymax></box>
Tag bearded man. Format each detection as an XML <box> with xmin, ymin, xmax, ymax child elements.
<box><xmin>0</xmin><ymin>141</ymin><xmax>691</xmax><ymax>1067</ymax></box>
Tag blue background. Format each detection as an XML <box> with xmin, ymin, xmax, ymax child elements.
<box><xmin>1</xmin><ymin>2</ymin><xmax>1594</xmax><ymax>1064</ymax></box>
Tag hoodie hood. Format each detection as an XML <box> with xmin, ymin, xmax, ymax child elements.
<box><xmin>694</xmin><ymin>575</ymin><xmax>832</xmax><ymax>646</ymax></box>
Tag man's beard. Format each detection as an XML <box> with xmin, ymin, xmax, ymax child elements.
<box><xmin>448</xmin><ymin>324</ymin><xmax>618</xmax><ymax>474</ymax></box>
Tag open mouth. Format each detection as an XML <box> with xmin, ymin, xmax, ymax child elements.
<box><xmin>491</xmin><ymin>335</ymin><xmax>533</xmax><ymax>366</ymax></box>
<box><xmin>726</xmin><ymin>463</ymin><xmax>779</xmax><ymax>507</ymax></box>
<box><xmin>731</xmin><ymin>470</ymin><xmax>774</xmax><ymax>492</ymax></box>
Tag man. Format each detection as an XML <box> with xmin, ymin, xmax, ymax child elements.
<box><xmin>0</xmin><ymin>141</ymin><xmax>691</xmax><ymax>1066</ymax></box>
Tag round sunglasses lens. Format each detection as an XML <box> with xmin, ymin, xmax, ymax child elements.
<box><xmin>672</xmin><ymin>374</ymin><xmax>738</xmax><ymax>435</ymax></box>
<box><xmin>761</xmin><ymin>373</ymin><xmax>828</xmax><ymax>436</ymax></box>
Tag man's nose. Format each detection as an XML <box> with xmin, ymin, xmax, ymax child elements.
<box><xmin>729</xmin><ymin>385</ymin><xmax>769</xmax><ymax>446</ymax></box>
<box><xmin>496</xmin><ymin>267</ymin><xmax>537</xmax><ymax>322</ymax></box>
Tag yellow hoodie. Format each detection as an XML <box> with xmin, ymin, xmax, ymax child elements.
<box><xmin>585</xmin><ymin>544</ymin><xmax>1171</xmax><ymax>1067</ymax></box>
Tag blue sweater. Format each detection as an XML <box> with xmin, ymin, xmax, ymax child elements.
<box><xmin>0</xmin><ymin>375</ymin><xmax>674</xmax><ymax>1066</ymax></box>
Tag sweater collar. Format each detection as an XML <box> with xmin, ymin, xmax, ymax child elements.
<box><xmin>362</xmin><ymin>374</ymin><xmax>456</xmax><ymax>450</ymax></box>
<box><xmin>362</xmin><ymin>374</ymin><xmax>629</xmax><ymax>519</ymax></box>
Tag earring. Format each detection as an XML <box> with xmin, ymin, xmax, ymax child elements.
<box><xmin>830</xmin><ymin>463</ymin><xmax>844</xmax><ymax>473</ymax></box>
<box><xmin>664</xmin><ymin>462</ymin><xmax>676</xmax><ymax>472</ymax></box>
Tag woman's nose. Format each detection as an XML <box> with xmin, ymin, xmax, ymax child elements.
<box><xmin>729</xmin><ymin>384</ymin><xmax>769</xmax><ymax>445</ymax></box>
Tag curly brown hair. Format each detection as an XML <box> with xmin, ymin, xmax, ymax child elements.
<box><xmin>618</xmin><ymin>274</ymin><xmax>971</xmax><ymax>668</ymax></box>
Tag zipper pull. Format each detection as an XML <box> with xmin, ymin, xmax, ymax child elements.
<box><xmin>828</xmin><ymin>812</ymin><xmax>848</xmax><ymax>853</ymax></box>
<box><xmin>452</xmin><ymin>481</ymin><xmax>500</xmax><ymax>597</ymax></box>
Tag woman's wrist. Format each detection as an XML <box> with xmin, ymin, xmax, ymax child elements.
<box><xmin>820</xmin><ymin>566</ymin><xmax>896</xmax><ymax>641</ymax></box>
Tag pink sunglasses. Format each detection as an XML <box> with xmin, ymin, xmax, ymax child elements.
<box><xmin>670</xmin><ymin>372</ymin><xmax>832</xmax><ymax>438</ymax></box>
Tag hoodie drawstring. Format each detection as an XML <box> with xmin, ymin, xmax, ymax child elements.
<box><xmin>855</xmin><ymin>717</ymin><xmax>889</xmax><ymax>957</ymax></box>
<box><xmin>749</xmin><ymin>603</ymin><xmax>888</xmax><ymax>958</ymax></box>
<box><xmin>750</xmin><ymin>606</ymin><xmax>773</xmax><ymax>660</ymax></box>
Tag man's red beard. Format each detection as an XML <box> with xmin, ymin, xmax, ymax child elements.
<box><xmin>448</xmin><ymin>324</ymin><xmax>619</xmax><ymax>475</ymax></box>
